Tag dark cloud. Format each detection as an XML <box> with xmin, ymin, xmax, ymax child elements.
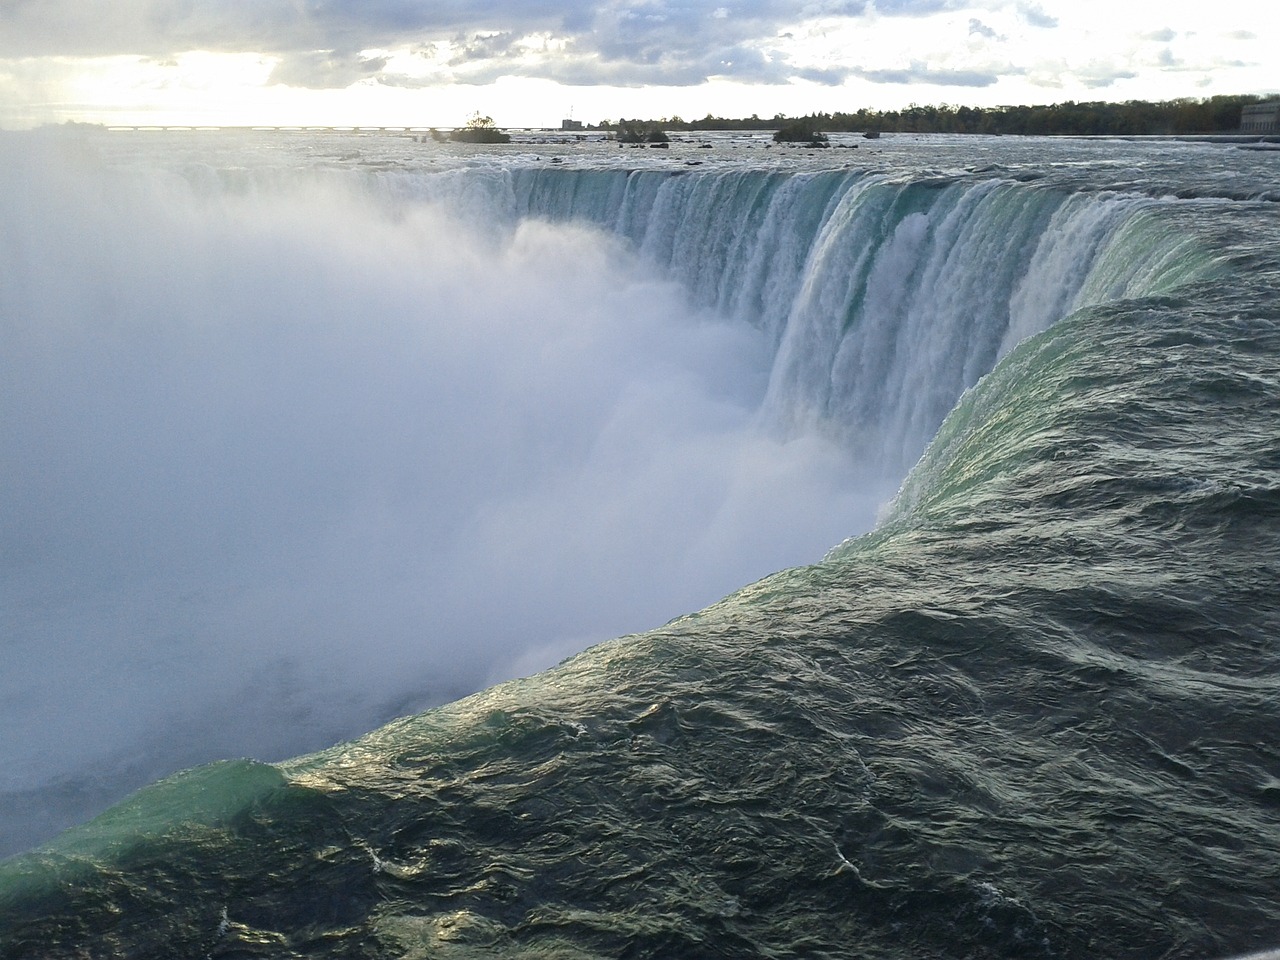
<box><xmin>0</xmin><ymin>0</ymin><xmax>586</xmax><ymax>58</ymax></box>
<box><xmin>793</xmin><ymin>64</ymin><xmax>853</xmax><ymax>85</ymax></box>
<box><xmin>585</xmin><ymin>2</ymin><xmax>779</xmax><ymax>71</ymax></box>
<box><xmin>451</xmin><ymin>31</ymin><xmax>523</xmax><ymax>63</ymax></box>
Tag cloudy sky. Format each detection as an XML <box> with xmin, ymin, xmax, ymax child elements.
<box><xmin>0</xmin><ymin>0</ymin><xmax>1275</xmax><ymax>127</ymax></box>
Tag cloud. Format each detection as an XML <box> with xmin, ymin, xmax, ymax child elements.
<box><xmin>793</xmin><ymin>64</ymin><xmax>854</xmax><ymax>85</ymax></box>
<box><xmin>871</xmin><ymin>0</ymin><xmax>967</xmax><ymax>12</ymax></box>
<box><xmin>853</xmin><ymin>61</ymin><xmax>1003</xmax><ymax>87</ymax></box>
<box><xmin>1074</xmin><ymin>62</ymin><xmax>1137</xmax><ymax>88</ymax></box>
<box><xmin>451</xmin><ymin>30</ymin><xmax>523</xmax><ymax>63</ymax></box>
<box><xmin>269</xmin><ymin>50</ymin><xmax>390</xmax><ymax>88</ymax></box>
<box><xmin>968</xmin><ymin>18</ymin><xmax>1000</xmax><ymax>40</ymax></box>
<box><xmin>1016</xmin><ymin>3</ymin><xmax>1058</xmax><ymax>29</ymax></box>
<box><xmin>0</xmin><ymin>0</ymin><xmax>586</xmax><ymax>58</ymax></box>
<box><xmin>1143</xmin><ymin>28</ymin><xmax>1177</xmax><ymax>43</ymax></box>
<box><xmin>403</xmin><ymin>41</ymin><xmax>805</xmax><ymax>88</ymax></box>
<box><xmin>0</xmin><ymin>0</ymin><xmax>1005</xmax><ymax>89</ymax></box>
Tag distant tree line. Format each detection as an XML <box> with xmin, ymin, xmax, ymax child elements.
<box><xmin>594</xmin><ymin>95</ymin><xmax>1274</xmax><ymax>137</ymax></box>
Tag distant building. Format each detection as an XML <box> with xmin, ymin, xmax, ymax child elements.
<box><xmin>561</xmin><ymin>119</ymin><xmax>584</xmax><ymax>131</ymax></box>
<box><xmin>1240</xmin><ymin>101</ymin><xmax>1280</xmax><ymax>134</ymax></box>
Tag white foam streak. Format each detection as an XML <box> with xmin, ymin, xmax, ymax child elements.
<box><xmin>1002</xmin><ymin>192</ymin><xmax>1147</xmax><ymax>355</ymax></box>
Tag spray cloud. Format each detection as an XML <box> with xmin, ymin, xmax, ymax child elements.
<box><xmin>0</xmin><ymin>134</ymin><xmax>885</xmax><ymax>854</ymax></box>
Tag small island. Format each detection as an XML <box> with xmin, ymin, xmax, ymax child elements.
<box><xmin>449</xmin><ymin>114</ymin><xmax>511</xmax><ymax>144</ymax></box>
<box><xmin>613</xmin><ymin>119</ymin><xmax>671</xmax><ymax>147</ymax></box>
<box><xmin>772</xmin><ymin>118</ymin><xmax>829</xmax><ymax>146</ymax></box>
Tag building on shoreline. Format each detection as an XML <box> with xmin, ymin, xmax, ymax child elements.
<box><xmin>1240</xmin><ymin>101</ymin><xmax>1280</xmax><ymax>134</ymax></box>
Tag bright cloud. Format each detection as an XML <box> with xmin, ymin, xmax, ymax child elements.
<box><xmin>0</xmin><ymin>0</ymin><xmax>1276</xmax><ymax>129</ymax></box>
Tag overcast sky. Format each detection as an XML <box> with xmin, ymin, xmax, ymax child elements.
<box><xmin>0</xmin><ymin>0</ymin><xmax>1275</xmax><ymax>126</ymax></box>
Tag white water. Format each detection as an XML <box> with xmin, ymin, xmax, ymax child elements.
<box><xmin>0</xmin><ymin>131</ymin><xmax>1211</xmax><ymax>856</ymax></box>
<box><xmin>0</xmin><ymin>135</ymin><xmax>885</xmax><ymax>854</ymax></box>
<box><xmin>500</xmin><ymin>166</ymin><xmax>1191</xmax><ymax>476</ymax></box>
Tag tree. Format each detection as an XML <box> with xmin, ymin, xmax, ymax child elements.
<box><xmin>615</xmin><ymin>119</ymin><xmax>669</xmax><ymax>144</ymax></box>
<box><xmin>449</xmin><ymin>113</ymin><xmax>511</xmax><ymax>144</ymax></box>
<box><xmin>773</xmin><ymin>117</ymin><xmax>828</xmax><ymax>145</ymax></box>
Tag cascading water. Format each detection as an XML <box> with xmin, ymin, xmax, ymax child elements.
<box><xmin>4</xmin><ymin>131</ymin><xmax>1280</xmax><ymax>960</ymax></box>
<box><xmin>497</xmin><ymin>166</ymin><xmax>1216</xmax><ymax>474</ymax></box>
<box><xmin>0</xmin><ymin>131</ymin><xmax>1223</xmax><ymax>862</ymax></box>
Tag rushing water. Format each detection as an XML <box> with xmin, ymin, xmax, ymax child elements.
<box><xmin>1</xmin><ymin>128</ymin><xmax>1279</xmax><ymax>958</ymax></box>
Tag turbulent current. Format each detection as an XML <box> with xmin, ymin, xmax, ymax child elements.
<box><xmin>1</xmin><ymin>129</ymin><xmax>1279</xmax><ymax>958</ymax></box>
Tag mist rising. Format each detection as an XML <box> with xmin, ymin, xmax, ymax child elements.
<box><xmin>0</xmin><ymin>135</ymin><xmax>887</xmax><ymax>854</ymax></box>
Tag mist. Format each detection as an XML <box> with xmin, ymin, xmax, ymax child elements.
<box><xmin>0</xmin><ymin>133</ymin><xmax>889</xmax><ymax>855</ymax></box>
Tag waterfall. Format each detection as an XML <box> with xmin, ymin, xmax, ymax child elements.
<box><xmin>0</xmin><ymin>136</ymin><xmax>1221</xmax><ymax>857</ymax></box>
<box><xmin>484</xmin><ymin>167</ymin><xmax>1212</xmax><ymax>475</ymax></box>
